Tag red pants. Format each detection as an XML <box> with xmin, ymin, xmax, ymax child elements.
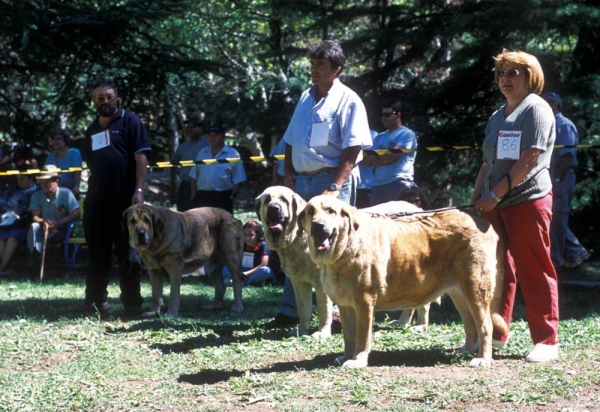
<box><xmin>483</xmin><ymin>193</ymin><xmax>559</xmax><ymax>345</ymax></box>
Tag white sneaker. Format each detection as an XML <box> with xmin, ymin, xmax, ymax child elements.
<box><xmin>525</xmin><ymin>343</ymin><xmax>559</xmax><ymax>363</ymax></box>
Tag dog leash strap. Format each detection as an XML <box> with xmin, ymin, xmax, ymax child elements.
<box><xmin>365</xmin><ymin>204</ymin><xmax>476</xmax><ymax>218</ymax></box>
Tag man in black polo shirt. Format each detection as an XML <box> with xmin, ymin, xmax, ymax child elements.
<box><xmin>79</xmin><ymin>79</ymin><xmax>151</xmax><ymax>316</ymax></box>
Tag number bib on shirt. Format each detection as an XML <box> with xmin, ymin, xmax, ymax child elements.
<box><xmin>242</xmin><ymin>252</ymin><xmax>254</xmax><ymax>269</ymax></box>
<box><xmin>91</xmin><ymin>130</ymin><xmax>111</xmax><ymax>151</ymax></box>
<box><xmin>310</xmin><ymin>121</ymin><xmax>329</xmax><ymax>147</ymax></box>
<box><xmin>496</xmin><ymin>130</ymin><xmax>521</xmax><ymax>160</ymax></box>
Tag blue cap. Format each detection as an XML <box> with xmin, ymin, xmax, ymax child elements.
<box><xmin>207</xmin><ymin>124</ymin><xmax>226</xmax><ymax>134</ymax></box>
<box><xmin>183</xmin><ymin>113</ymin><xmax>205</xmax><ymax>125</ymax></box>
<box><xmin>541</xmin><ymin>92</ymin><xmax>562</xmax><ymax>108</ymax></box>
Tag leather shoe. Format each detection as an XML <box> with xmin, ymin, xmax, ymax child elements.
<box><xmin>264</xmin><ymin>312</ymin><xmax>299</xmax><ymax>329</ymax></box>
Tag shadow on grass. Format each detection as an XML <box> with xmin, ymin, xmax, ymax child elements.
<box><xmin>177</xmin><ymin>346</ymin><xmax>519</xmax><ymax>386</ymax></box>
<box><xmin>0</xmin><ymin>297</ymin><xmax>84</xmax><ymax>321</ymax></box>
<box><xmin>2</xmin><ymin>265</ymin><xmax>600</xmax><ymax>339</ymax></box>
<box><xmin>107</xmin><ymin>316</ymin><xmax>308</xmax><ymax>354</ymax></box>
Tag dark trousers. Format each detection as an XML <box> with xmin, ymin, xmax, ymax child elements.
<box><xmin>82</xmin><ymin>200</ymin><xmax>143</xmax><ymax>309</ymax></box>
<box><xmin>192</xmin><ymin>189</ymin><xmax>233</xmax><ymax>214</ymax></box>
<box><xmin>176</xmin><ymin>181</ymin><xmax>192</xmax><ymax>212</ymax></box>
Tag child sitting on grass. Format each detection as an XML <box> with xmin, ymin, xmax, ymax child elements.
<box><xmin>223</xmin><ymin>220</ymin><xmax>276</xmax><ymax>286</ymax></box>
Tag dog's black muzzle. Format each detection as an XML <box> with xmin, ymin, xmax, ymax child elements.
<box><xmin>136</xmin><ymin>229</ymin><xmax>149</xmax><ymax>246</ymax></box>
<box><xmin>310</xmin><ymin>221</ymin><xmax>329</xmax><ymax>236</ymax></box>
<box><xmin>267</xmin><ymin>203</ymin><xmax>284</xmax><ymax>222</ymax></box>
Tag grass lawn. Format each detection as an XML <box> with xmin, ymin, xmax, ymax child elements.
<box><xmin>1</xmin><ymin>257</ymin><xmax>600</xmax><ymax>411</ymax></box>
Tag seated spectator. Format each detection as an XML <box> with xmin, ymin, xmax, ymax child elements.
<box><xmin>27</xmin><ymin>166</ymin><xmax>80</xmax><ymax>265</ymax></box>
<box><xmin>44</xmin><ymin>129</ymin><xmax>82</xmax><ymax>198</ymax></box>
<box><xmin>0</xmin><ymin>174</ymin><xmax>40</xmax><ymax>275</ymax></box>
<box><xmin>223</xmin><ymin>221</ymin><xmax>276</xmax><ymax>287</ymax></box>
<box><xmin>15</xmin><ymin>144</ymin><xmax>40</xmax><ymax>170</ymax></box>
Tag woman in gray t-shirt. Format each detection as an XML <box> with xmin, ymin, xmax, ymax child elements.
<box><xmin>471</xmin><ymin>50</ymin><xmax>559</xmax><ymax>364</ymax></box>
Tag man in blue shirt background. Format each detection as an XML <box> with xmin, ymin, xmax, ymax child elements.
<box><xmin>363</xmin><ymin>99</ymin><xmax>419</xmax><ymax>206</ymax></box>
<box><xmin>543</xmin><ymin>92</ymin><xmax>590</xmax><ymax>270</ymax></box>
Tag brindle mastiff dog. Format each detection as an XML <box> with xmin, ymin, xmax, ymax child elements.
<box><xmin>299</xmin><ymin>195</ymin><xmax>507</xmax><ymax>368</ymax></box>
<box><xmin>124</xmin><ymin>204</ymin><xmax>244</xmax><ymax>317</ymax></box>
<box><xmin>255</xmin><ymin>186</ymin><xmax>332</xmax><ymax>337</ymax></box>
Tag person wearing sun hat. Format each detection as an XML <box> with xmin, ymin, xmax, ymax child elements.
<box><xmin>542</xmin><ymin>92</ymin><xmax>591</xmax><ymax>270</ymax></box>
<box><xmin>27</xmin><ymin>165</ymin><xmax>80</xmax><ymax>266</ymax></box>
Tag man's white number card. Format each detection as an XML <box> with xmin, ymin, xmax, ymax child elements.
<box><xmin>310</xmin><ymin>121</ymin><xmax>329</xmax><ymax>147</ymax></box>
<box><xmin>91</xmin><ymin>131</ymin><xmax>111</xmax><ymax>151</ymax></box>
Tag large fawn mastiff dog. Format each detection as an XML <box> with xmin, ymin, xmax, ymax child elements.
<box><xmin>362</xmin><ymin>201</ymin><xmax>436</xmax><ymax>331</ymax></box>
<box><xmin>255</xmin><ymin>186</ymin><xmax>332</xmax><ymax>337</ymax></box>
<box><xmin>299</xmin><ymin>195</ymin><xmax>507</xmax><ymax>368</ymax></box>
<box><xmin>124</xmin><ymin>204</ymin><xmax>244</xmax><ymax>317</ymax></box>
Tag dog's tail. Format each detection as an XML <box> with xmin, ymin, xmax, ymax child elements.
<box><xmin>490</xmin><ymin>239</ymin><xmax>508</xmax><ymax>337</ymax></box>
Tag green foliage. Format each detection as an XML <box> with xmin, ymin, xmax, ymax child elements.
<box><xmin>1</xmin><ymin>0</ymin><xmax>599</xmax><ymax>241</ymax></box>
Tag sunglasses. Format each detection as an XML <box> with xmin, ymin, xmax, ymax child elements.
<box><xmin>50</xmin><ymin>136</ymin><xmax>63</xmax><ymax>141</ymax></box>
<box><xmin>95</xmin><ymin>95</ymin><xmax>115</xmax><ymax>103</ymax></box>
<box><xmin>496</xmin><ymin>68</ymin><xmax>523</xmax><ymax>79</ymax></box>
<box><xmin>381</xmin><ymin>111</ymin><xmax>398</xmax><ymax>118</ymax></box>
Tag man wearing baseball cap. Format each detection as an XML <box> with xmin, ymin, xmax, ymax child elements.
<box><xmin>542</xmin><ymin>92</ymin><xmax>590</xmax><ymax>269</ymax></box>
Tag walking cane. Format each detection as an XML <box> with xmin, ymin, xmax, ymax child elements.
<box><xmin>39</xmin><ymin>221</ymin><xmax>50</xmax><ymax>282</ymax></box>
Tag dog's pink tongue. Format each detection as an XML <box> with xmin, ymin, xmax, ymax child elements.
<box><xmin>314</xmin><ymin>234</ymin><xmax>330</xmax><ymax>251</ymax></box>
<box><xmin>269</xmin><ymin>223</ymin><xmax>283</xmax><ymax>231</ymax></box>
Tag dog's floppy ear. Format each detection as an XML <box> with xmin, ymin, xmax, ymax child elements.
<box><xmin>341</xmin><ymin>203</ymin><xmax>360</xmax><ymax>234</ymax></box>
<box><xmin>254</xmin><ymin>194</ymin><xmax>267</xmax><ymax>222</ymax></box>
<box><xmin>122</xmin><ymin>207</ymin><xmax>132</xmax><ymax>234</ymax></box>
<box><xmin>296</xmin><ymin>203</ymin><xmax>307</xmax><ymax>236</ymax></box>
<box><xmin>151</xmin><ymin>206</ymin><xmax>165</xmax><ymax>237</ymax></box>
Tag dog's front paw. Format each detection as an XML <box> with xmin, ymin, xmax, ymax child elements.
<box><xmin>469</xmin><ymin>357</ymin><xmax>493</xmax><ymax>368</ymax></box>
<box><xmin>140</xmin><ymin>310</ymin><xmax>159</xmax><ymax>318</ymax></box>
<box><xmin>164</xmin><ymin>311</ymin><xmax>179</xmax><ymax>318</ymax></box>
<box><xmin>342</xmin><ymin>358</ymin><xmax>368</xmax><ymax>369</ymax></box>
<box><xmin>408</xmin><ymin>324</ymin><xmax>428</xmax><ymax>332</ymax></box>
<box><xmin>389</xmin><ymin>319</ymin><xmax>410</xmax><ymax>327</ymax></box>
<box><xmin>311</xmin><ymin>329</ymin><xmax>331</xmax><ymax>339</ymax></box>
<box><xmin>230</xmin><ymin>303</ymin><xmax>244</xmax><ymax>313</ymax></box>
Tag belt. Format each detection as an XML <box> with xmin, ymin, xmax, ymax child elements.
<box><xmin>300</xmin><ymin>167</ymin><xmax>335</xmax><ymax>176</ymax></box>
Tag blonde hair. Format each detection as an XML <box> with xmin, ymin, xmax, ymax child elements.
<box><xmin>493</xmin><ymin>49</ymin><xmax>544</xmax><ymax>95</ymax></box>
